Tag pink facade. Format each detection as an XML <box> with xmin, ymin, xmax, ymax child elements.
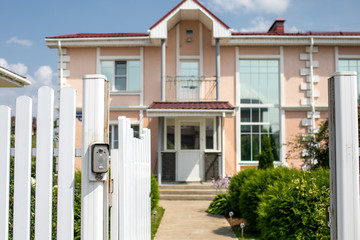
<box><xmin>46</xmin><ymin>0</ymin><xmax>360</xmax><ymax>181</ymax></box>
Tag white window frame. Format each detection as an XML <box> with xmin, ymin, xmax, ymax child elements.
<box><xmin>100</xmin><ymin>56</ymin><xmax>141</xmax><ymax>93</ymax></box>
<box><xmin>238</xmin><ymin>58</ymin><xmax>281</xmax><ymax>162</ymax></box>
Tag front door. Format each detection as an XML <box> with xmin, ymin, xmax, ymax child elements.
<box><xmin>177</xmin><ymin>121</ymin><xmax>202</xmax><ymax>181</ymax></box>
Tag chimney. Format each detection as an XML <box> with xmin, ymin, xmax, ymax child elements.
<box><xmin>268</xmin><ymin>17</ymin><xmax>285</xmax><ymax>34</ymax></box>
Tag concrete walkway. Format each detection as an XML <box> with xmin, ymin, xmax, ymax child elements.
<box><xmin>154</xmin><ymin>200</ymin><xmax>237</xmax><ymax>240</ymax></box>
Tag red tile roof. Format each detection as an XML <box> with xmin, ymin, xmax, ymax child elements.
<box><xmin>232</xmin><ymin>31</ymin><xmax>360</xmax><ymax>36</ymax></box>
<box><xmin>46</xmin><ymin>33</ymin><xmax>149</xmax><ymax>39</ymax></box>
<box><xmin>148</xmin><ymin>101</ymin><xmax>235</xmax><ymax>110</ymax></box>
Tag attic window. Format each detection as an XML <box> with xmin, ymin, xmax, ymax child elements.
<box><xmin>186</xmin><ymin>29</ymin><xmax>193</xmax><ymax>35</ymax></box>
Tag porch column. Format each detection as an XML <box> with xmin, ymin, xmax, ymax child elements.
<box><xmin>157</xmin><ymin>117</ymin><xmax>164</xmax><ymax>184</ymax></box>
<box><xmin>161</xmin><ymin>39</ymin><xmax>166</xmax><ymax>101</ymax></box>
<box><xmin>216</xmin><ymin>38</ymin><xmax>220</xmax><ymax>101</ymax></box>
<box><xmin>221</xmin><ymin>113</ymin><xmax>226</xmax><ymax>177</ymax></box>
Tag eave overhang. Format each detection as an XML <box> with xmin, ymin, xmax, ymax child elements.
<box><xmin>0</xmin><ymin>67</ymin><xmax>31</xmax><ymax>88</ymax></box>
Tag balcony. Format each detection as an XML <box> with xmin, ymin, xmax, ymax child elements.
<box><xmin>165</xmin><ymin>76</ymin><xmax>217</xmax><ymax>101</ymax></box>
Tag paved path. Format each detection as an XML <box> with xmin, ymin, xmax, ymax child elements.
<box><xmin>154</xmin><ymin>200</ymin><xmax>237</xmax><ymax>240</ymax></box>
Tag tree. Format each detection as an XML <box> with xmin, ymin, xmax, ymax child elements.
<box><xmin>258</xmin><ymin>135</ymin><xmax>274</xmax><ymax>169</ymax></box>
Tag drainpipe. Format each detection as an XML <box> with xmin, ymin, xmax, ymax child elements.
<box><xmin>309</xmin><ymin>38</ymin><xmax>316</xmax><ymax>135</ymax></box>
<box><xmin>216</xmin><ymin>38</ymin><xmax>220</xmax><ymax>101</ymax></box>
<box><xmin>161</xmin><ymin>39</ymin><xmax>166</xmax><ymax>101</ymax></box>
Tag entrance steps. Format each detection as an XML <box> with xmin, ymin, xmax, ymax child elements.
<box><xmin>159</xmin><ymin>182</ymin><xmax>219</xmax><ymax>201</ymax></box>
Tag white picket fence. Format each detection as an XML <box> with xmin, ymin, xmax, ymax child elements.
<box><xmin>0</xmin><ymin>85</ymin><xmax>151</xmax><ymax>239</ymax></box>
<box><xmin>111</xmin><ymin>117</ymin><xmax>151</xmax><ymax>240</ymax></box>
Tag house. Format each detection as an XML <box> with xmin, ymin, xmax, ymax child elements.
<box><xmin>45</xmin><ymin>0</ymin><xmax>360</xmax><ymax>183</ymax></box>
<box><xmin>0</xmin><ymin>66</ymin><xmax>30</xmax><ymax>88</ymax></box>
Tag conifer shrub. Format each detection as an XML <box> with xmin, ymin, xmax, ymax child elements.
<box><xmin>257</xmin><ymin>169</ymin><xmax>330</xmax><ymax>239</ymax></box>
<box><xmin>151</xmin><ymin>174</ymin><xmax>160</xmax><ymax>210</ymax></box>
<box><xmin>258</xmin><ymin>135</ymin><xmax>274</xmax><ymax>170</ymax></box>
<box><xmin>227</xmin><ymin>168</ymin><xmax>257</xmax><ymax>216</ymax></box>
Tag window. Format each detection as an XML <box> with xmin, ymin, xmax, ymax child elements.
<box><xmin>101</xmin><ymin>60</ymin><xmax>140</xmax><ymax>92</ymax></box>
<box><xmin>180</xmin><ymin>61</ymin><xmax>199</xmax><ymax>89</ymax></box>
<box><xmin>180</xmin><ymin>123</ymin><xmax>200</xmax><ymax>150</ymax></box>
<box><xmin>239</xmin><ymin>60</ymin><xmax>280</xmax><ymax>161</ymax></box>
<box><xmin>338</xmin><ymin>59</ymin><xmax>360</xmax><ymax>103</ymax></box>
<box><xmin>109</xmin><ymin>123</ymin><xmax>140</xmax><ymax>149</ymax></box>
<box><xmin>166</xmin><ymin>119</ymin><xmax>175</xmax><ymax>150</ymax></box>
<box><xmin>206</xmin><ymin>118</ymin><xmax>215</xmax><ymax>150</ymax></box>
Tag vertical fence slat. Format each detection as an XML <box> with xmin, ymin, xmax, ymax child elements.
<box><xmin>110</xmin><ymin>148</ymin><xmax>119</xmax><ymax>240</ymax></box>
<box><xmin>34</xmin><ymin>86</ymin><xmax>54</xmax><ymax>240</ymax></box>
<box><xmin>57</xmin><ymin>87</ymin><xmax>76</xmax><ymax>240</ymax></box>
<box><xmin>0</xmin><ymin>106</ymin><xmax>11</xmax><ymax>239</ymax></box>
<box><xmin>13</xmin><ymin>96</ymin><xmax>32</xmax><ymax>240</ymax></box>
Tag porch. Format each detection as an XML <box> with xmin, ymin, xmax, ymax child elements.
<box><xmin>147</xmin><ymin>101</ymin><xmax>235</xmax><ymax>184</ymax></box>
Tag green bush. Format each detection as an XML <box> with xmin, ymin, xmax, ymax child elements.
<box><xmin>238</xmin><ymin>167</ymin><xmax>300</xmax><ymax>232</ymax></box>
<box><xmin>257</xmin><ymin>170</ymin><xmax>330</xmax><ymax>239</ymax></box>
<box><xmin>258</xmin><ymin>135</ymin><xmax>274</xmax><ymax>170</ymax></box>
<box><xmin>227</xmin><ymin>168</ymin><xmax>257</xmax><ymax>216</ymax></box>
<box><xmin>207</xmin><ymin>193</ymin><xmax>231</xmax><ymax>215</ymax></box>
<box><xmin>151</xmin><ymin>174</ymin><xmax>160</xmax><ymax>210</ymax></box>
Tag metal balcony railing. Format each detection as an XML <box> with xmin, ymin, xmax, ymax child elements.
<box><xmin>165</xmin><ymin>75</ymin><xmax>217</xmax><ymax>101</ymax></box>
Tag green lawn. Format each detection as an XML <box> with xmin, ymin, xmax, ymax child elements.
<box><xmin>151</xmin><ymin>205</ymin><xmax>165</xmax><ymax>239</ymax></box>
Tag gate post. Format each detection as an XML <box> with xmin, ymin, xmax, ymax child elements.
<box><xmin>328</xmin><ymin>71</ymin><xmax>360</xmax><ymax>239</ymax></box>
<box><xmin>81</xmin><ymin>74</ymin><xmax>108</xmax><ymax>240</ymax></box>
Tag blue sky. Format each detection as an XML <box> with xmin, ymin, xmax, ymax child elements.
<box><xmin>1</xmin><ymin>0</ymin><xmax>359</xmax><ymax>113</ymax></box>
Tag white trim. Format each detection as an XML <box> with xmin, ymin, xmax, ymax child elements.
<box><xmin>46</xmin><ymin>38</ymin><xmax>153</xmax><ymax>48</ymax></box>
<box><xmin>110</xmin><ymin>92</ymin><xmax>141</xmax><ymax>96</ymax></box>
<box><xmin>239</xmin><ymin>103</ymin><xmax>279</xmax><ymax>108</ymax></box>
<box><xmin>235</xmin><ymin>47</ymin><xmax>240</xmax><ymax>172</ymax></box>
<box><xmin>140</xmin><ymin>47</ymin><xmax>144</xmax><ymax>106</ymax></box>
<box><xmin>176</xmin><ymin>24</ymin><xmax>180</xmax><ymax>75</ymax></box>
<box><xmin>109</xmin><ymin>105</ymin><xmax>148</xmax><ymax>111</ymax></box>
<box><xmin>282</xmin><ymin>106</ymin><xmax>328</xmax><ymax>111</ymax></box>
<box><xmin>96</xmin><ymin>48</ymin><xmax>101</xmax><ymax>74</ymax></box>
<box><xmin>279</xmin><ymin>46</ymin><xmax>286</xmax><ymax>165</ymax></box>
<box><xmin>199</xmin><ymin>22</ymin><xmax>203</xmax><ymax>77</ymax></box>
<box><xmin>147</xmin><ymin>111</ymin><xmax>233</xmax><ymax>117</ymax></box>
<box><xmin>238</xmin><ymin>54</ymin><xmax>281</xmax><ymax>59</ymax></box>
<box><xmin>221</xmin><ymin>113</ymin><xmax>225</xmax><ymax>177</ymax></box>
<box><xmin>338</xmin><ymin>55</ymin><xmax>360</xmax><ymax>59</ymax></box>
<box><xmin>179</xmin><ymin>55</ymin><xmax>201</xmax><ymax>60</ymax></box>
<box><xmin>335</xmin><ymin>47</ymin><xmax>339</xmax><ymax>71</ymax></box>
<box><xmin>99</xmin><ymin>55</ymin><xmax>141</xmax><ymax>60</ymax></box>
<box><xmin>239</xmin><ymin>122</ymin><xmax>273</xmax><ymax>126</ymax></box>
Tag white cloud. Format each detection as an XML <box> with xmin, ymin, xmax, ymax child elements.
<box><xmin>0</xmin><ymin>58</ymin><xmax>56</xmax><ymax>115</ymax></box>
<box><xmin>7</xmin><ymin>36</ymin><xmax>33</xmax><ymax>47</ymax></box>
<box><xmin>288</xmin><ymin>26</ymin><xmax>303</xmax><ymax>33</ymax></box>
<box><xmin>240</xmin><ymin>17</ymin><xmax>272</xmax><ymax>32</ymax></box>
<box><xmin>34</xmin><ymin>66</ymin><xmax>53</xmax><ymax>86</ymax></box>
<box><xmin>208</xmin><ymin>0</ymin><xmax>290</xmax><ymax>14</ymax></box>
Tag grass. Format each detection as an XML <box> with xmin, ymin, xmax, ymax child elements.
<box><xmin>151</xmin><ymin>205</ymin><xmax>165</xmax><ymax>239</ymax></box>
<box><xmin>231</xmin><ymin>226</ymin><xmax>260</xmax><ymax>240</ymax></box>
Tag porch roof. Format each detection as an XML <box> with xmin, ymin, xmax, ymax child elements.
<box><xmin>147</xmin><ymin>101</ymin><xmax>234</xmax><ymax>117</ymax></box>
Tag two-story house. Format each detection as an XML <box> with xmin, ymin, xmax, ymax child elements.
<box><xmin>46</xmin><ymin>0</ymin><xmax>360</xmax><ymax>183</ymax></box>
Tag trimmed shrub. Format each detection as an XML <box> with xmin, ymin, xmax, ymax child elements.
<box><xmin>207</xmin><ymin>193</ymin><xmax>231</xmax><ymax>215</ymax></box>
<box><xmin>238</xmin><ymin>167</ymin><xmax>300</xmax><ymax>232</ymax></box>
<box><xmin>258</xmin><ymin>135</ymin><xmax>274</xmax><ymax>170</ymax></box>
<box><xmin>227</xmin><ymin>168</ymin><xmax>257</xmax><ymax>216</ymax></box>
<box><xmin>151</xmin><ymin>174</ymin><xmax>160</xmax><ymax>210</ymax></box>
<box><xmin>257</xmin><ymin>169</ymin><xmax>330</xmax><ymax>239</ymax></box>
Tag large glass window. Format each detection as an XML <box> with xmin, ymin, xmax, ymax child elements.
<box><xmin>166</xmin><ymin>119</ymin><xmax>175</xmax><ymax>150</ymax></box>
<box><xmin>239</xmin><ymin>60</ymin><xmax>280</xmax><ymax>161</ymax></box>
<box><xmin>338</xmin><ymin>59</ymin><xmax>360</xmax><ymax>102</ymax></box>
<box><xmin>101</xmin><ymin>60</ymin><xmax>140</xmax><ymax>92</ymax></box>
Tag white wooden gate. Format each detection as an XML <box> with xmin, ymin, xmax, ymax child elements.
<box><xmin>111</xmin><ymin>117</ymin><xmax>151</xmax><ymax>240</ymax></box>
<box><xmin>0</xmin><ymin>85</ymin><xmax>151</xmax><ymax>239</ymax></box>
